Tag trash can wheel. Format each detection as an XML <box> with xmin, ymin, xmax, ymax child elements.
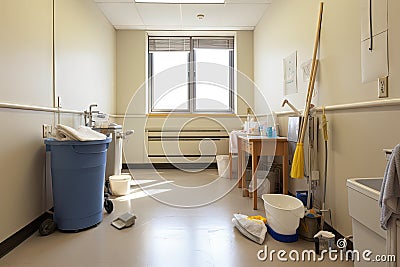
<box><xmin>39</xmin><ymin>218</ymin><xmax>56</xmax><ymax>236</ymax></box>
<box><xmin>104</xmin><ymin>199</ymin><xmax>113</xmax><ymax>214</ymax></box>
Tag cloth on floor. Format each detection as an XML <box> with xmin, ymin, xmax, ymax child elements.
<box><xmin>232</xmin><ymin>213</ymin><xmax>267</xmax><ymax>244</ymax></box>
<box><xmin>229</xmin><ymin>130</ymin><xmax>247</xmax><ymax>154</ymax></box>
<box><xmin>380</xmin><ymin>144</ymin><xmax>400</xmax><ymax>230</ymax></box>
<box><xmin>55</xmin><ymin>124</ymin><xmax>107</xmax><ymax>141</ymax></box>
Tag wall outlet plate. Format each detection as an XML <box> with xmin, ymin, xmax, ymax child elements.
<box><xmin>311</xmin><ymin>170</ymin><xmax>320</xmax><ymax>181</ymax></box>
<box><xmin>378</xmin><ymin>76</ymin><xmax>388</xmax><ymax>98</ymax></box>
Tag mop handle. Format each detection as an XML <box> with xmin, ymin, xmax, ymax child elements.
<box><xmin>299</xmin><ymin>2</ymin><xmax>324</xmax><ymax>144</ymax></box>
<box><xmin>299</xmin><ymin>60</ymin><xmax>319</xmax><ymax>143</ymax></box>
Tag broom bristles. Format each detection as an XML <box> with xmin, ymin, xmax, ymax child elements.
<box><xmin>291</xmin><ymin>143</ymin><xmax>304</xmax><ymax>179</ymax></box>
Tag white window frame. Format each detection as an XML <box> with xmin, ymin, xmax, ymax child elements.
<box><xmin>146</xmin><ymin>32</ymin><xmax>236</xmax><ymax>114</ymax></box>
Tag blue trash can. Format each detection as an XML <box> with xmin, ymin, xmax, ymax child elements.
<box><xmin>45</xmin><ymin>138</ymin><xmax>111</xmax><ymax>231</ymax></box>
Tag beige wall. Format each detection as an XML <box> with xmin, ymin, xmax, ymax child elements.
<box><xmin>236</xmin><ymin>31</ymin><xmax>254</xmax><ymax>115</ymax></box>
<box><xmin>0</xmin><ymin>0</ymin><xmax>53</xmax><ymax>106</ymax></box>
<box><xmin>55</xmin><ymin>0</ymin><xmax>116</xmax><ymax>114</ymax></box>
<box><xmin>0</xmin><ymin>0</ymin><xmax>115</xmax><ymax>242</ymax></box>
<box><xmin>116</xmin><ymin>30</ymin><xmax>254</xmax><ymax>163</ymax></box>
<box><xmin>116</xmin><ymin>30</ymin><xmax>146</xmax><ymax>115</ymax></box>
<box><xmin>254</xmin><ymin>0</ymin><xmax>400</xmax><ymax>236</ymax></box>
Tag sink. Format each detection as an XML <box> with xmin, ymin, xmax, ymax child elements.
<box><xmin>347</xmin><ymin>177</ymin><xmax>382</xmax><ymax>201</ymax></box>
<box><xmin>347</xmin><ymin>178</ymin><xmax>386</xmax><ymax>266</ymax></box>
<box><xmin>354</xmin><ymin>178</ymin><xmax>382</xmax><ymax>191</ymax></box>
<box><xmin>347</xmin><ymin>178</ymin><xmax>384</xmax><ymax>237</ymax></box>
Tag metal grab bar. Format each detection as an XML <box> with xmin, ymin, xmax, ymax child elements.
<box><xmin>273</xmin><ymin>98</ymin><xmax>400</xmax><ymax>116</ymax></box>
<box><xmin>0</xmin><ymin>102</ymin><xmax>83</xmax><ymax>115</ymax></box>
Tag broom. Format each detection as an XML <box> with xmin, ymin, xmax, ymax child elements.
<box><xmin>291</xmin><ymin>2</ymin><xmax>324</xmax><ymax>179</ymax></box>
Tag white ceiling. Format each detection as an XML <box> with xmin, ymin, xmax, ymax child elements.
<box><xmin>93</xmin><ymin>0</ymin><xmax>272</xmax><ymax>30</ymax></box>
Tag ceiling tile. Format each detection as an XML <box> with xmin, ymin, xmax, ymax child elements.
<box><xmin>181</xmin><ymin>5</ymin><xmax>222</xmax><ymax>28</ymax></box>
<box><xmin>225</xmin><ymin>0</ymin><xmax>272</xmax><ymax>3</ymax></box>
<box><xmin>97</xmin><ymin>3</ymin><xmax>143</xmax><ymax>27</ymax></box>
<box><xmin>224</xmin><ymin>3</ymin><xmax>269</xmax><ymax>26</ymax></box>
<box><xmin>181</xmin><ymin>3</ymin><xmax>268</xmax><ymax>28</ymax></box>
<box><xmin>136</xmin><ymin>3</ymin><xmax>181</xmax><ymax>26</ymax></box>
<box><xmin>95</xmin><ymin>1</ymin><xmax>270</xmax><ymax>30</ymax></box>
<box><xmin>94</xmin><ymin>0</ymin><xmax>134</xmax><ymax>2</ymax></box>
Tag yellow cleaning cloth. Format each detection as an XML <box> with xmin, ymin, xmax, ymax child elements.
<box><xmin>247</xmin><ymin>215</ymin><xmax>267</xmax><ymax>224</ymax></box>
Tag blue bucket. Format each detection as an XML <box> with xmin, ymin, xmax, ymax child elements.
<box><xmin>296</xmin><ymin>191</ymin><xmax>308</xmax><ymax>206</ymax></box>
<box><xmin>45</xmin><ymin>138</ymin><xmax>111</xmax><ymax>231</ymax></box>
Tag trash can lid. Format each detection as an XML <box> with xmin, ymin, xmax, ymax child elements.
<box><xmin>44</xmin><ymin>137</ymin><xmax>111</xmax><ymax>146</ymax></box>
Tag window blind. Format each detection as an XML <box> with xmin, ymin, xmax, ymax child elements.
<box><xmin>148</xmin><ymin>37</ymin><xmax>191</xmax><ymax>52</ymax></box>
<box><xmin>193</xmin><ymin>37</ymin><xmax>234</xmax><ymax>50</ymax></box>
<box><xmin>149</xmin><ymin>36</ymin><xmax>235</xmax><ymax>52</ymax></box>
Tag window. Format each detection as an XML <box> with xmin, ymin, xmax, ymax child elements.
<box><xmin>148</xmin><ymin>36</ymin><xmax>234</xmax><ymax>113</ymax></box>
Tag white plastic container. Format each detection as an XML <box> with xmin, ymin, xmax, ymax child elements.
<box><xmin>262</xmin><ymin>194</ymin><xmax>305</xmax><ymax>235</ymax></box>
<box><xmin>216</xmin><ymin>155</ymin><xmax>230</xmax><ymax>178</ymax></box>
<box><xmin>109</xmin><ymin>174</ymin><xmax>131</xmax><ymax>196</ymax></box>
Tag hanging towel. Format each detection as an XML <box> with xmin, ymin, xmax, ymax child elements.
<box><xmin>55</xmin><ymin>124</ymin><xmax>107</xmax><ymax>141</ymax></box>
<box><xmin>379</xmin><ymin>144</ymin><xmax>400</xmax><ymax>230</ymax></box>
<box><xmin>229</xmin><ymin>130</ymin><xmax>247</xmax><ymax>154</ymax></box>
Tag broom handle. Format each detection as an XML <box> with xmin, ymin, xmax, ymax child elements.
<box><xmin>298</xmin><ymin>60</ymin><xmax>318</xmax><ymax>144</ymax></box>
<box><xmin>299</xmin><ymin>2</ymin><xmax>324</xmax><ymax>144</ymax></box>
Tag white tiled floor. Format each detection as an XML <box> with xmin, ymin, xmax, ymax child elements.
<box><xmin>0</xmin><ymin>169</ymin><xmax>353</xmax><ymax>266</ymax></box>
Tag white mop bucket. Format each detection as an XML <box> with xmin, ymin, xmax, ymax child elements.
<box><xmin>262</xmin><ymin>194</ymin><xmax>305</xmax><ymax>242</ymax></box>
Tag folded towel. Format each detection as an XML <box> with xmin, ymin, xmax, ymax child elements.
<box><xmin>55</xmin><ymin>124</ymin><xmax>107</xmax><ymax>141</ymax></box>
<box><xmin>379</xmin><ymin>144</ymin><xmax>400</xmax><ymax>230</ymax></box>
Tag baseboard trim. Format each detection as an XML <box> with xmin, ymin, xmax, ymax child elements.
<box><xmin>123</xmin><ymin>163</ymin><xmax>218</xmax><ymax>170</ymax></box>
<box><xmin>323</xmin><ymin>223</ymin><xmax>353</xmax><ymax>251</ymax></box>
<box><xmin>0</xmin><ymin>212</ymin><xmax>51</xmax><ymax>258</ymax></box>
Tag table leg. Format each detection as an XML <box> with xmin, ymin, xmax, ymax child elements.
<box><xmin>282</xmin><ymin>141</ymin><xmax>288</xmax><ymax>194</ymax></box>
<box><xmin>252</xmin><ymin>153</ymin><xmax>259</xmax><ymax>210</ymax></box>
<box><xmin>240</xmin><ymin>141</ymin><xmax>250</xmax><ymax>197</ymax></box>
<box><xmin>229</xmin><ymin>153</ymin><xmax>232</xmax><ymax>179</ymax></box>
<box><xmin>238</xmin><ymin>140</ymin><xmax>242</xmax><ymax>188</ymax></box>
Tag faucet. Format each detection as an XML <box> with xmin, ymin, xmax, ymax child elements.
<box><xmin>281</xmin><ymin>99</ymin><xmax>301</xmax><ymax>116</ymax></box>
<box><xmin>84</xmin><ymin>104</ymin><xmax>99</xmax><ymax>127</ymax></box>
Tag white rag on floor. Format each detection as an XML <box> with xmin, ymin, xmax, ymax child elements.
<box><xmin>232</xmin><ymin>213</ymin><xmax>267</xmax><ymax>244</ymax></box>
<box><xmin>380</xmin><ymin>144</ymin><xmax>400</xmax><ymax>230</ymax></box>
<box><xmin>55</xmin><ymin>124</ymin><xmax>107</xmax><ymax>141</ymax></box>
<box><xmin>229</xmin><ymin>130</ymin><xmax>247</xmax><ymax>154</ymax></box>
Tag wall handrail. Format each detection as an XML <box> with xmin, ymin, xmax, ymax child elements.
<box><xmin>0</xmin><ymin>102</ymin><xmax>83</xmax><ymax>115</ymax></box>
<box><xmin>6</xmin><ymin>98</ymin><xmax>398</xmax><ymax>118</ymax></box>
<box><xmin>272</xmin><ymin>98</ymin><xmax>400</xmax><ymax>116</ymax></box>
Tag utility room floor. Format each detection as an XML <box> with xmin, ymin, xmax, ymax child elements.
<box><xmin>1</xmin><ymin>169</ymin><xmax>354</xmax><ymax>267</ymax></box>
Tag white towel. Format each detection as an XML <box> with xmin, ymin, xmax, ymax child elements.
<box><xmin>379</xmin><ymin>144</ymin><xmax>400</xmax><ymax>230</ymax></box>
<box><xmin>229</xmin><ymin>130</ymin><xmax>247</xmax><ymax>154</ymax></box>
<box><xmin>232</xmin><ymin>213</ymin><xmax>267</xmax><ymax>244</ymax></box>
<box><xmin>55</xmin><ymin>124</ymin><xmax>107</xmax><ymax>141</ymax></box>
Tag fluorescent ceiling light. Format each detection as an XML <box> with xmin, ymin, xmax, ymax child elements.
<box><xmin>135</xmin><ymin>0</ymin><xmax>225</xmax><ymax>3</ymax></box>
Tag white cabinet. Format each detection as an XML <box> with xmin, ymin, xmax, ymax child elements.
<box><xmin>347</xmin><ymin>178</ymin><xmax>387</xmax><ymax>266</ymax></box>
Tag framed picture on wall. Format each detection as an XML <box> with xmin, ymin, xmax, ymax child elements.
<box><xmin>283</xmin><ymin>51</ymin><xmax>298</xmax><ymax>95</ymax></box>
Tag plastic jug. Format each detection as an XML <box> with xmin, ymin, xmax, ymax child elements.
<box><xmin>314</xmin><ymin>230</ymin><xmax>335</xmax><ymax>254</ymax></box>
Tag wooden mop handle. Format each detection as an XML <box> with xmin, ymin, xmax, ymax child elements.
<box><xmin>299</xmin><ymin>2</ymin><xmax>324</xmax><ymax>144</ymax></box>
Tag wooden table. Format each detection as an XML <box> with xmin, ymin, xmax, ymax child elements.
<box><xmin>237</xmin><ymin>136</ymin><xmax>288</xmax><ymax>210</ymax></box>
